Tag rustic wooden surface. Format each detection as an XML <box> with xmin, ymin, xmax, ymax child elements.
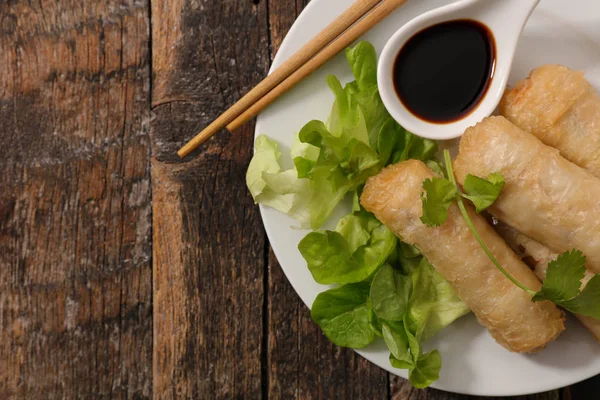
<box><xmin>0</xmin><ymin>0</ymin><xmax>598</xmax><ymax>399</ymax></box>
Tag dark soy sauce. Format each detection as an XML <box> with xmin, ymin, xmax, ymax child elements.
<box><xmin>393</xmin><ymin>19</ymin><xmax>495</xmax><ymax>123</ymax></box>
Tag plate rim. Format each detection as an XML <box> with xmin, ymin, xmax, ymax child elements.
<box><xmin>254</xmin><ymin>0</ymin><xmax>600</xmax><ymax>395</ymax></box>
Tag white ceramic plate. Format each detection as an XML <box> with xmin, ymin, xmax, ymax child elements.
<box><xmin>255</xmin><ymin>0</ymin><xmax>600</xmax><ymax>396</ymax></box>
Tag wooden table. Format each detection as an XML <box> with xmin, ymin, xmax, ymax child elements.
<box><xmin>0</xmin><ymin>0</ymin><xmax>598</xmax><ymax>398</ymax></box>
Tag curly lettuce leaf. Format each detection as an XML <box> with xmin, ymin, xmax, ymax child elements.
<box><xmin>246</xmin><ymin>135</ymin><xmax>312</xmax><ymax>226</ymax></box>
<box><xmin>298</xmin><ymin>120</ymin><xmax>382</xmax><ymax>228</ymax></box>
<box><xmin>247</xmin><ymin>41</ymin><xmax>440</xmax><ymax>230</ymax></box>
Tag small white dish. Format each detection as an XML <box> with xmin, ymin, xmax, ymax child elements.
<box><xmin>377</xmin><ymin>0</ymin><xmax>540</xmax><ymax>140</ymax></box>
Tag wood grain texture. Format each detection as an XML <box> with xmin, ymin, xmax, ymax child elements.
<box><xmin>178</xmin><ymin>0</ymin><xmax>382</xmax><ymax>157</ymax></box>
<box><xmin>390</xmin><ymin>376</ymin><xmax>563</xmax><ymax>400</ymax></box>
<box><xmin>265</xmin><ymin>1</ymin><xmax>389</xmax><ymax>399</ymax></box>
<box><xmin>150</xmin><ymin>0</ymin><xmax>269</xmax><ymax>398</ymax></box>
<box><xmin>267</xmin><ymin>250</ymin><xmax>389</xmax><ymax>399</ymax></box>
<box><xmin>1</xmin><ymin>0</ymin><xmax>599</xmax><ymax>398</ymax></box>
<box><xmin>0</xmin><ymin>0</ymin><xmax>152</xmax><ymax>398</ymax></box>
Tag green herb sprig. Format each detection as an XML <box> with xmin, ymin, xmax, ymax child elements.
<box><xmin>420</xmin><ymin>150</ymin><xmax>600</xmax><ymax>319</ymax></box>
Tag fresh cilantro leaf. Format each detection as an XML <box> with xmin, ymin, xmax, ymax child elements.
<box><xmin>462</xmin><ymin>173</ymin><xmax>505</xmax><ymax>212</ymax></box>
<box><xmin>420</xmin><ymin>177</ymin><xmax>457</xmax><ymax>227</ymax></box>
<box><xmin>532</xmin><ymin>250</ymin><xmax>586</xmax><ymax>303</ymax></box>
<box><xmin>561</xmin><ymin>275</ymin><xmax>600</xmax><ymax>319</ymax></box>
<box><xmin>532</xmin><ymin>249</ymin><xmax>600</xmax><ymax>318</ymax></box>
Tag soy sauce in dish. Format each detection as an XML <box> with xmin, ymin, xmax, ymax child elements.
<box><xmin>393</xmin><ymin>19</ymin><xmax>495</xmax><ymax>123</ymax></box>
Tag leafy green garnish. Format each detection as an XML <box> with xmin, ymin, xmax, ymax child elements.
<box><xmin>373</xmin><ymin>258</ymin><xmax>468</xmax><ymax>387</ymax></box>
<box><xmin>370</xmin><ymin>265</ymin><xmax>411</xmax><ymax>321</ymax></box>
<box><xmin>533</xmin><ymin>250</ymin><xmax>587</xmax><ymax>303</ymax></box>
<box><xmin>250</xmin><ymin>41</ymin><xmax>474</xmax><ymax>389</ymax></box>
<box><xmin>299</xmin><ymin>231</ymin><xmax>365</xmax><ymax>285</ymax></box>
<box><xmin>377</xmin><ymin>120</ymin><xmax>438</xmax><ymax>166</ymax></box>
<box><xmin>407</xmin><ymin>258</ymin><xmax>470</xmax><ymax>341</ymax></box>
<box><xmin>561</xmin><ymin>276</ymin><xmax>600</xmax><ymax>318</ymax></box>
<box><xmin>246</xmin><ymin>135</ymin><xmax>312</xmax><ymax>226</ymax></box>
<box><xmin>409</xmin><ymin>350</ymin><xmax>442</xmax><ymax>389</ymax></box>
<box><xmin>311</xmin><ymin>282</ymin><xmax>375</xmax><ymax>348</ymax></box>
<box><xmin>423</xmin><ymin>150</ymin><xmax>600</xmax><ymax>321</ymax></box>
<box><xmin>248</xmin><ymin>41</ymin><xmax>440</xmax><ymax>230</ymax></box>
<box><xmin>462</xmin><ymin>173</ymin><xmax>505</xmax><ymax>212</ymax></box>
<box><xmin>420</xmin><ymin>177</ymin><xmax>457</xmax><ymax>227</ymax></box>
<box><xmin>383</xmin><ymin>323</ymin><xmax>413</xmax><ymax>368</ymax></box>
<box><xmin>299</xmin><ymin>213</ymin><xmax>396</xmax><ymax>285</ymax></box>
<box><xmin>532</xmin><ymin>250</ymin><xmax>600</xmax><ymax>319</ymax></box>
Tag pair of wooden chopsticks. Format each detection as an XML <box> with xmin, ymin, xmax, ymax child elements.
<box><xmin>177</xmin><ymin>0</ymin><xmax>409</xmax><ymax>158</ymax></box>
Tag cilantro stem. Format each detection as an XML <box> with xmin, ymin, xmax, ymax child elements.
<box><xmin>443</xmin><ymin>150</ymin><xmax>536</xmax><ymax>296</ymax></box>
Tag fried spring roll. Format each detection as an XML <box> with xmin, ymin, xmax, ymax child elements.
<box><xmin>494</xmin><ymin>221</ymin><xmax>600</xmax><ymax>342</ymax></box>
<box><xmin>454</xmin><ymin>116</ymin><xmax>600</xmax><ymax>275</ymax></box>
<box><xmin>500</xmin><ymin>65</ymin><xmax>600</xmax><ymax>174</ymax></box>
<box><xmin>360</xmin><ymin>160</ymin><xmax>565</xmax><ymax>353</ymax></box>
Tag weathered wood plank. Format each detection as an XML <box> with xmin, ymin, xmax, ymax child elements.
<box><xmin>0</xmin><ymin>0</ymin><xmax>152</xmax><ymax>398</ymax></box>
<box><xmin>150</xmin><ymin>0</ymin><xmax>270</xmax><ymax>398</ymax></box>
<box><xmin>265</xmin><ymin>1</ymin><xmax>389</xmax><ymax>399</ymax></box>
<box><xmin>563</xmin><ymin>376</ymin><xmax>600</xmax><ymax>400</ymax></box>
<box><xmin>391</xmin><ymin>376</ymin><xmax>564</xmax><ymax>400</ymax></box>
<box><xmin>268</xmin><ymin>251</ymin><xmax>389</xmax><ymax>399</ymax></box>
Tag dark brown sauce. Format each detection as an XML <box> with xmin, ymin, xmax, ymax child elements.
<box><xmin>393</xmin><ymin>19</ymin><xmax>495</xmax><ymax>124</ymax></box>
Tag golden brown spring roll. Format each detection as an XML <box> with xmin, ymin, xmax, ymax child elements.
<box><xmin>454</xmin><ymin>116</ymin><xmax>600</xmax><ymax>275</ymax></box>
<box><xmin>494</xmin><ymin>221</ymin><xmax>600</xmax><ymax>342</ymax></box>
<box><xmin>500</xmin><ymin>65</ymin><xmax>600</xmax><ymax>174</ymax></box>
<box><xmin>361</xmin><ymin>160</ymin><xmax>564</xmax><ymax>353</ymax></box>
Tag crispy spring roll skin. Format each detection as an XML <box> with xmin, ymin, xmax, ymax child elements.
<box><xmin>500</xmin><ymin>65</ymin><xmax>600</xmax><ymax>174</ymax></box>
<box><xmin>494</xmin><ymin>221</ymin><xmax>600</xmax><ymax>342</ymax></box>
<box><xmin>500</xmin><ymin>67</ymin><xmax>600</xmax><ymax>336</ymax></box>
<box><xmin>361</xmin><ymin>160</ymin><xmax>564</xmax><ymax>353</ymax></box>
<box><xmin>454</xmin><ymin>116</ymin><xmax>600</xmax><ymax>275</ymax></box>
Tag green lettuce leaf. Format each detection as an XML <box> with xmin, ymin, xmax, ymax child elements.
<box><xmin>406</xmin><ymin>258</ymin><xmax>470</xmax><ymax>341</ymax></box>
<box><xmin>247</xmin><ymin>41</ymin><xmax>440</xmax><ymax>230</ymax></box>
<box><xmin>370</xmin><ymin>264</ymin><xmax>411</xmax><ymax>321</ymax></box>
<box><xmin>298</xmin><ymin>120</ymin><xmax>382</xmax><ymax>228</ymax></box>
<box><xmin>371</xmin><ymin>256</ymin><xmax>468</xmax><ymax>388</ymax></box>
<box><xmin>383</xmin><ymin>322</ymin><xmax>414</xmax><ymax>368</ymax></box>
<box><xmin>299</xmin><ymin>213</ymin><xmax>396</xmax><ymax>285</ymax></box>
<box><xmin>335</xmin><ymin>213</ymin><xmax>372</xmax><ymax>254</ymax></box>
<box><xmin>409</xmin><ymin>350</ymin><xmax>442</xmax><ymax>389</ymax></box>
<box><xmin>311</xmin><ymin>282</ymin><xmax>375</xmax><ymax>348</ymax></box>
<box><xmin>246</xmin><ymin>135</ymin><xmax>312</xmax><ymax>226</ymax></box>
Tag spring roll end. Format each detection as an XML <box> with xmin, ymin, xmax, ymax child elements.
<box><xmin>500</xmin><ymin>64</ymin><xmax>590</xmax><ymax>139</ymax></box>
